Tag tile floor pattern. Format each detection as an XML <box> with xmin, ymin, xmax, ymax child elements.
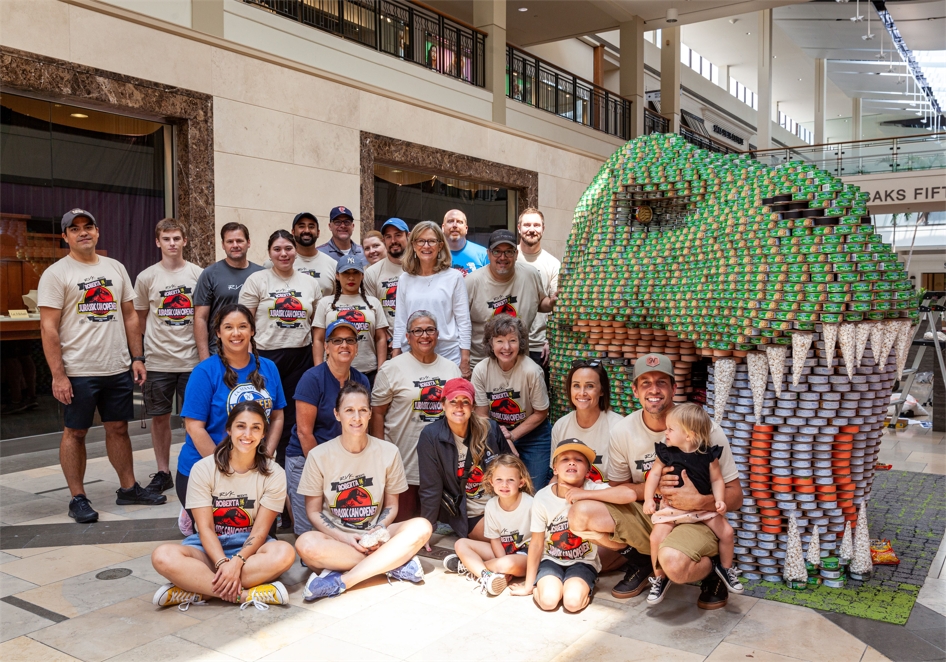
<box><xmin>0</xmin><ymin>425</ymin><xmax>942</xmax><ymax>662</ymax></box>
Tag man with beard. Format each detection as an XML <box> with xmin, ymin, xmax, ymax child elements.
<box><xmin>265</xmin><ymin>213</ymin><xmax>337</xmax><ymax>297</ymax></box>
<box><xmin>38</xmin><ymin>209</ymin><xmax>167</xmax><ymax>524</ymax></box>
<box><xmin>365</xmin><ymin>218</ymin><xmax>408</xmax><ymax>332</ymax></box>
<box><xmin>465</xmin><ymin>229</ymin><xmax>554</xmax><ymax>368</ymax></box>
<box><xmin>193</xmin><ymin>222</ymin><xmax>263</xmax><ymax>359</ymax></box>
<box><xmin>317</xmin><ymin>206</ymin><xmax>366</xmax><ymax>268</ymax></box>
<box><xmin>565</xmin><ymin>354</ymin><xmax>744</xmax><ymax>611</ymax></box>
<box><xmin>443</xmin><ymin>209</ymin><xmax>488</xmax><ymax>276</ymax></box>
<box><xmin>516</xmin><ymin>208</ymin><xmax>559</xmax><ymax>382</ymax></box>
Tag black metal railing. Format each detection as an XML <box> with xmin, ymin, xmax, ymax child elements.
<box><xmin>244</xmin><ymin>0</ymin><xmax>485</xmax><ymax>87</ymax></box>
<box><xmin>680</xmin><ymin>125</ymin><xmax>740</xmax><ymax>155</ymax></box>
<box><xmin>506</xmin><ymin>45</ymin><xmax>630</xmax><ymax>139</ymax></box>
<box><xmin>644</xmin><ymin>108</ymin><xmax>668</xmax><ymax>135</ymax></box>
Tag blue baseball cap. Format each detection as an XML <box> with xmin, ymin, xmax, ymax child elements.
<box><xmin>337</xmin><ymin>255</ymin><xmax>364</xmax><ymax>274</ymax></box>
<box><xmin>381</xmin><ymin>217</ymin><xmax>409</xmax><ymax>233</ymax></box>
<box><xmin>61</xmin><ymin>208</ymin><xmax>96</xmax><ymax>232</ymax></box>
<box><xmin>330</xmin><ymin>206</ymin><xmax>354</xmax><ymax>222</ymax></box>
<box><xmin>326</xmin><ymin>319</ymin><xmax>358</xmax><ymax>339</ymax></box>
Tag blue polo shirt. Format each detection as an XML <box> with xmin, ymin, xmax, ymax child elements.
<box><xmin>450</xmin><ymin>240</ymin><xmax>489</xmax><ymax>276</ymax></box>
<box><xmin>287</xmin><ymin>362</ymin><xmax>371</xmax><ymax>458</ymax></box>
<box><xmin>178</xmin><ymin>354</ymin><xmax>286</xmax><ymax>476</ymax></box>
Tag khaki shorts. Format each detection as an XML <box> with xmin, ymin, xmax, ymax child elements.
<box><xmin>605</xmin><ymin>502</ymin><xmax>719</xmax><ymax>563</ymax></box>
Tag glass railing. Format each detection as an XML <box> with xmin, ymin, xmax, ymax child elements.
<box><xmin>243</xmin><ymin>0</ymin><xmax>485</xmax><ymax>87</ymax></box>
<box><xmin>506</xmin><ymin>45</ymin><xmax>631</xmax><ymax>139</ymax></box>
<box><xmin>746</xmin><ymin>133</ymin><xmax>946</xmax><ymax>175</ymax></box>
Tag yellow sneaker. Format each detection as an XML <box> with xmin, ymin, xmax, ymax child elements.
<box><xmin>241</xmin><ymin>581</ymin><xmax>289</xmax><ymax>610</ymax></box>
<box><xmin>152</xmin><ymin>583</ymin><xmax>205</xmax><ymax>611</ymax></box>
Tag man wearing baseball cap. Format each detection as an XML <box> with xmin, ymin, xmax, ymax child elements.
<box><xmin>464</xmin><ymin>229</ymin><xmax>554</xmax><ymax>367</ymax></box>
<box><xmin>317</xmin><ymin>206</ymin><xmax>366</xmax><ymax>268</ymax></box>
<box><xmin>38</xmin><ymin>209</ymin><xmax>167</xmax><ymax>524</ymax></box>
<box><xmin>567</xmin><ymin>353</ymin><xmax>745</xmax><ymax>610</ymax></box>
<box><xmin>265</xmin><ymin>212</ymin><xmax>337</xmax><ymax>297</ymax></box>
<box><xmin>365</xmin><ymin>218</ymin><xmax>408</xmax><ymax>328</ymax></box>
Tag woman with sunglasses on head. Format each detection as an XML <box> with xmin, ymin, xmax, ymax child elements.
<box><xmin>417</xmin><ymin>378</ymin><xmax>511</xmax><ymax>543</ymax></box>
<box><xmin>176</xmin><ymin>304</ymin><xmax>286</xmax><ymax>513</ymax></box>
<box><xmin>371</xmin><ymin>311</ymin><xmax>461</xmax><ymax>521</ymax></box>
<box><xmin>391</xmin><ymin>221</ymin><xmax>472</xmax><ymax>378</ymax></box>
<box><xmin>285</xmin><ymin>320</ymin><xmax>370</xmax><ymax>536</ymax></box>
<box><xmin>550</xmin><ymin>360</ymin><xmax>622</xmax><ymax>484</ymax></box>
<box><xmin>151</xmin><ymin>400</ymin><xmax>294</xmax><ymax>610</ymax></box>
<box><xmin>472</xmin><ymin>314</ymin><xmax>551</xmax><ymax>490</ymax></box>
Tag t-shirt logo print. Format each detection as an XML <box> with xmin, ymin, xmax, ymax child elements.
<box><xmin>156</xmin><ymin>286</ymin><xmax>195</xmax><ymax>326</ymax></box>
<box><xmin>587</xmin><ymin>455</ymin><xmax>604</xmax><ymax>483</ymax></box>
<box><xmin>487</xmin><ymin>294</ymin><xmax>518</xmax><ymax>317</ymax></box>
<box><xmin>76</xmin><ymin>278</ymin><xmax>118</xmax><ymax>322</ymax></box>
<box><xmin>488</xmin><ymin>389</ymin><xmax>525</xmax><ymax>427</ymax></box>
<box><xmin>500</xmin><ymin>530</ymin><xmax>527</xmax><ymax>555</ymax></box>
<box><xmin>547</xmin><ymin>519</ymin><xmax>593</xmax><ymax>560</ymax></box>
<box><xmin>212</xmin><ymin>495</ymin><xmax>255</xmax><ymax>535</ymax></box>
<box><xmin>411</xmin><ymin>378</ymin><xmax>445</xmax><ymax>422</ymax></box>
<box><xmin>336</xmin><ymin>307</ymin><xmax>369</xmax><ymax>337</ymax></box>
<box><xmin>382</xmin><ymin>279</ymin><xmax>398</xmax><ymax>317</ymax></box>
<box><xmin>329</xmin><ymin>475</ymin><xmax>378</xmax><ymax>528</ymax></box>
<box><xmin>461</xmin><ymin>465</ymin><xmax>485</xmax><ymax>499</ymax></box>
<box><xmin>226</xmin><ymin>384</ymin><xmax>274</xmax><ymax>419</ymax></box>
<box><xmin>268</xmin><ymin>289</ymin><xmax>306</xmax><ymax>328</ymax></box>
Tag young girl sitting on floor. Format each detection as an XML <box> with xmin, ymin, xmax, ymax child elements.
<box><xmin>642</xmin><ymin>403</ymin><xmax>743</xmax><ymax>604</ymax></box>
<box><xmin>442</xmin><ymin>454</ymin><xmax>534</xmax><ymax>596</ymax></box>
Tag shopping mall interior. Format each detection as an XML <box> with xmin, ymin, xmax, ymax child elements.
<box><xmin>0</xmin><ymin>0</ymin><xmax>943</xmax><ymax>660</ymax></box>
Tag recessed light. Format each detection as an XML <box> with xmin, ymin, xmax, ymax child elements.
<box><xmin>518</xmin><ymin>6</ymin><xmax>528</xmax><ymax>11</ymax></box>
<box><xmin>746</xmin><ymin>32</ymin><xmax>751</xmax><ymax>35</ymax></box>
<box><xmin>798</xmin><ymin>78</ymin><xmax>802</xmax><ymax>81</ymax></box>
<box><xmin>70</xmin><ymin>113</ymin><xmax>88</xmax><ymax>118</ymax></box>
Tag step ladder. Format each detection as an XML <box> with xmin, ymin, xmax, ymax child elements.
<box><xmin>891</xmin><ymin>291</ymin><xmax>946</xmax><ymax>420</ymax></box>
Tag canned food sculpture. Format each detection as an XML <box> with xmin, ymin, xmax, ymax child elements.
<box><xmin>549</xmin><ymin>134</ymin><xmax>916</xmax><ymax>583</ymax></box>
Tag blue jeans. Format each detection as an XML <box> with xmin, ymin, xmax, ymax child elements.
<box><xmin>515</xmin><ymin>419</ymin><xmax>552</xmax><ymax>491</ymax></box>
<box><xmin>181</xmin><ymin>531</ymin><xmax>274</xmax><ymax>557</ymax></box>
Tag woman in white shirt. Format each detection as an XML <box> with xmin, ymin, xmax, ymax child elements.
<box><xmin>391</xmin><ymin>221</ymin><xmax>472</xmax><ymax>378</ymax></box>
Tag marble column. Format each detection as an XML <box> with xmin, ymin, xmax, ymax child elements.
<box><xmin>814</xmin><ymin>58</ymin><xmax>827</xmax><ymax>145</ymax></box>
<box><xmin>660</xmin><ymin>25</ymin><xmax>681</xmax><ymax>134</ymax></box>
<box><xmin>620</xmin><ymin>17</ymin><xmax>646</xmax><ymax>138</ymax></box>
<box><xmin>757</xmin><ymin>9</ymin><xmax>773</xmax><ymax>150</ymax></box>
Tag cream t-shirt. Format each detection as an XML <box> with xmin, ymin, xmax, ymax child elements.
<box><xmin>531</xmin><ymin>480</ymin><xmax>608</xmax><ymax>569</ymax></box>
<box><xmin>484</xmin><ymin>493</ymin><xmax>533</xmax><ymax>554</ymax></box>
<box><xmin>517</xmin><ymin>249</ymin><xmax>560</xmax><ymax>353</ymax></box>
<box><xmin>134</xmin><ymin>261</ymin><xmax>204</xmax><ymax>372</ymax></box>
<box><xmin>365</xmin><ymin>258</ymin><xmax>403</xmax><ymax>325</ymax></box>
<box><xmin>185</xmin><ymin>455</ymin><xmax>287</xmax><ymax>536</ymax></box>
<box><xmin>464</xmin><ymin>263</ymin><xmax>546</xmax><ymax>365</ymax></box>
<box><xmin>454</xmin><ymin>433</ymin><xmax>489</xmax><ymax>517</ymax></box>
<box><xmin>263</xmin><ymin>252</ymin><xmax>337</xmax><ymax>298</ymax></box>
<box><xmin>472</xmin><ymin>357</ymin><xmax>549</xmax><ymax>429</ymax></box>
<box><xmin>371</xmin><ymin>352</ymin><xmax>461</xmax><ymax>484</ymax></box>
<box><xmin>239</xmin><ymin>269</ymin><xmax>321</xmax><ymax>350</ymax></box>
<box><xmin>296</xmin><ymin>434</ymin><xmax>408</xmax><ymax>534</ymax></box>
<box><xmin>608</xmin><ymin>408</ymin><xmax>739</xmax><ymax>485</ymax></box>
<box><xmin>37</xmin><ymin>254</ymin><xmax>135</xmax><ymax>377</ymax></box>
<box><xmin>313</xmin><ymin>294</ymin><xmax>388</xmax><ymax>373</ymax></box>
<box><xmin>550</xmin><ymin>410</ymin><xmax>624</xmax><ymax>482</ymax></box>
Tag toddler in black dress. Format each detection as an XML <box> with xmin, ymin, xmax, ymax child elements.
<box><xmin>642</xmin><ymin>403</ymin><xmax>742</xmax><ymax>604</ymax></box>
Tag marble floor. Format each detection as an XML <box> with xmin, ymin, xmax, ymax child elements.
<box><xmin>0</xmin><ymin>424</ymin><xmax>943</xmax><ymax>662</ymax></box>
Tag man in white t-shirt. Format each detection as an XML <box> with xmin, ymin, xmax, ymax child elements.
<box><xmin>365</xmin><ymin>218</ymin><xmax>408</xmax><ymax>332</ymax></box>
<box><xmin>134</xmin><ymin>218</ymin><xmax>203</xmax><ymax>495</ymax></box>
<box><xmin>38</xmin><ymin>209</ymin><xmax>167</xmax><ymax>525</ymax></box>
<box><xmin>516</xmin><ymin>207</ymin><xmax>560</xmax><ymax>384</ymax></box>
<box><xmin>568</xmin><ymin>354</ymin><xmax>745</xmax><ymax>610</ymax></box>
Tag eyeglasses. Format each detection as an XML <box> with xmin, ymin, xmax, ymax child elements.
<box><xmin>571</xmin><ymin>359</ymin><xmax>602</xmax><ymax>368</ymax></box>
<box><xmin>490</xmin><ymin>249</ymin><xmax>516</xmax><ymax>259</ymax></box>
<box><xmin>328</xmin><ymin>337</ymin><xmax>358</xmax><ymax>346</ymax></box>
<box><xmin>332</xmin><ymin>219</ymin><xmax>354</xmax><ymax>227</ymax></box>
<box><xmin>409</xmin><ymin>327</ymin><xmax>438</xmax><ymax>337</ymax></box>
<box><xmin>413</xmin><ymin>238</ymin><xmax>441</xmax><ymax>247</ymax></box>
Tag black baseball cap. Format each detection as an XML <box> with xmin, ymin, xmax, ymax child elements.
<box><xmin>488</xmin><ymin>229</ymin><xmax>517</xmax><ymax>251</ymax></box>
<box><xmin>292</xmin><ymin>212</ymin><xmax>319</xmax><ymax>228</ymax></box>
<box><xmin>61</xmin><ymin>208</ymin><xmax>96</xmax><ymax>232</ymax></box>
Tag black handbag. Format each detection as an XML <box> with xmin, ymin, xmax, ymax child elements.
<box><xmin>440</xmin><ymin>443</ymin><xmax>474</xmax><ymax>519</ymax></box>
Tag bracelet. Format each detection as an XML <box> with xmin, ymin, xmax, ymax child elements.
<box><xmin>214</xmin><ymin>557</ymin><xmax>229</xmax><ymax>569</ymax></box>
<box><xmin>234</xmin><ymin>553</ymin><xmax>247</xmax><ymax>564</ymax></box>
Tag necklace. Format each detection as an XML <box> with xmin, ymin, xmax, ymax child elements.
<box><xmin>273</xmin><ymin>267</ymin><xmax>295</xmax><ymax>290</ymax></box>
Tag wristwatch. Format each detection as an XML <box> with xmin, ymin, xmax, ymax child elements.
<box><xmin>132</xmin><ymin>356</ymin><xmax>146</xmax><ymax>364</ymax></box>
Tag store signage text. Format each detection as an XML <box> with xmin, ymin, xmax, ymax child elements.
<box><xmin>713</xmin><ymin>125</ymin><xmax>744</xmax><ymax>145</ymax></box>
<box><xmin>869</xmin><ymin>186</ymin><xmax>945</xmax><ymax>203</ymax></box>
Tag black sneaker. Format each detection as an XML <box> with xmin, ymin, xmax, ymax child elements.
<box><xmin>611</xmin><ymin>562</ymin><xmax>653</xmax><ymax>599</ymax></box>
<box><xmin>116</xmin><ymin>482</ymin><xmax>168</xmax><ymax>506</ymax></box>
<box><xmin>697</xmin><ymin>570</ymin><xmax>729</xmax><ymax>610</ymax></box>
<box><xmin>646</xmin><ymin>575</ymin><xmax>670</xmax><ymax>605</ymax></box>
<box><xmin>144</xmin><ymin>471</ymin><xmax>173</xmax><ymax>494</ymax></box>
<box><xmin>713</xmin><ymin>558</ymin><xmax>744</xmax><ymax>593</ymax></box>
<box><xmin>69</xmin><ymin>494</ymin><xmax>99</xmax><ymax>523</ymax></box>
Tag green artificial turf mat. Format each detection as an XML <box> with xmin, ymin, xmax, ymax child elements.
<box><xmin>742</xmin><ymin>471</ymin><xmax>946</xmax><ymax>625</ymax></box>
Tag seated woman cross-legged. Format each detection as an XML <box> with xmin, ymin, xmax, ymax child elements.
<box><xmin>151</xmin><ymin>401</ymin><xmax>296</xmax><ymax>610</ymax></box>
<box><xmin>295</xmin><ymin>382</ymin><xmax>433</xmax><ymax>601</ymax></box>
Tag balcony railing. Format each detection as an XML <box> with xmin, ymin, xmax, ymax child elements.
<box><xmin>746</xmin><ymin>133</ymin><xmax>946</xmax><ymax>175</ymax></box>
<box><xmin>679</xmin><ymin>125</ymin><xmax>741</xmax><ymax>155</ymax></box>
<box><xmin>506</xmin><ymin>45</ymin><xmax>630</xmax><ymax>140</ymax></box>
<box><xmin>643</xmin><ymin>108</ymin><xmax>669</xmax><ymax>135</ymax></box>
<box><xmin>243</xmin><ymin>0</ymin><xmax>485</xmax><ymax>87</ymax></box>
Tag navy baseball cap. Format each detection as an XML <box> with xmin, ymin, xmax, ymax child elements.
<box><xmin>326</xmin><ymin>319</ymin><xmax>358</xmax><ymax>339</ymax></box>
<box><xmin>330</xmin><ymin>206</ymin><xmax>354</xmax><ymax>222</ymax></box>
<box><xmin>488</xmin><ymin>229</ymin><xmax>517</xmax><ymax>251</ymax></box>
<box><xmin>380</xmin><ymin>218</ymin><xmax>409</xmax><ymax>233</ymax></box>
<box><xmin>292</xmin><ymin>212</ymin><xmax>319</xmax><ymax>228</ymax></box>
<box><xmin>337</xmin><ymin>255</ymin><xmax>364</xmax><ymax>274</ymax></box>
<box><xmin>61</xmin><ymin>208</ymin><xmax>96</xmax><ymax>232</ymax></box>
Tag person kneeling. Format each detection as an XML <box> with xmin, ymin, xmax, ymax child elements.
<box><xmin>151</xmin><ymin>401</ymin><xmax>295</xmax><ymax>610</ymax></box>
<box><xmin>295</xmin><ymin>382</ymin><xmax>432</xmax><ymax>600</ymax></box>
<box><xmin>443</xmin><ymin>454</ymin><xmax>534</xmax><ymax>596</ymax></box>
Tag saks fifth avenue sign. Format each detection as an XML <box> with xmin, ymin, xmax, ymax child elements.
<box><xmin>844</xmin><ymin>171</ymin><xmax>946</xmax><ymax>212</ymax></box>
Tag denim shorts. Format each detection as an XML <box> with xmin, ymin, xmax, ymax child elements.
<box><xmin>181</xmin><ymin>531</ymin><xmax>273</xmax><ymax>557</ymax></box>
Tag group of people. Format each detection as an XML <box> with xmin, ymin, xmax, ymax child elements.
<box><xmin>37</xmin><ymin>203</ymin><xmax>745</xmax><ymax>614</ymax></box>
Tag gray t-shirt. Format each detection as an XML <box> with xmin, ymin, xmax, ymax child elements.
<box><xmin>193</xmin><ymin>260</ymin><xmax>263</xmax><ymax>353</ymax></box>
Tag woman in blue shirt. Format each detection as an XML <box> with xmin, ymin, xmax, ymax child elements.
<box><xmin>176</xmin><ymin>304</ymin><xmax>286</xmax><ymax>509</ymax></box>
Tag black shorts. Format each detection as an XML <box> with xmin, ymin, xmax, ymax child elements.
<box><xmin>63</xmin><ymin>372</ymin><xmax>134</xmax><ymax>430</ymax></box>
<box><xmin>142</xmin><ymin>371</ymin><xmax>190</xmax><ymax>417</ymax></box>
<box><xmin>535</xmin><ymin>559</ymin><xmax>598</xmax><ymax>593</ymax></box>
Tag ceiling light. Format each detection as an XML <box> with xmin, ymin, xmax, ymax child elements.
<box><xmin>746</xmin><ymin>32</ymin><xmax>751</xmax><ymax>35</ymax></box>
<box><xmin>729</xmin><ymin>18</ymin><xmax>738</xmax><ymax>24</ymax></box>
<box><xmin>70</xmin><ymin>113</ymin><xmax>88</xmax><ymax>118</ymax></box>
<box><xmin>518</xmin><ymin>7</ymin><xmax>527</xmax><ymax>11</ymax></box>
<box><xmin>667</xmin><ymin>8</ymin><xmax>678</xmax><ymax>23</ymax></box>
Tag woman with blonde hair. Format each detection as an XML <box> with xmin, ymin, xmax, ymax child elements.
<box><xmin>391</xmin><ymin>221</ymin><xmax>472</xmax><ymax>377</ymax></box>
